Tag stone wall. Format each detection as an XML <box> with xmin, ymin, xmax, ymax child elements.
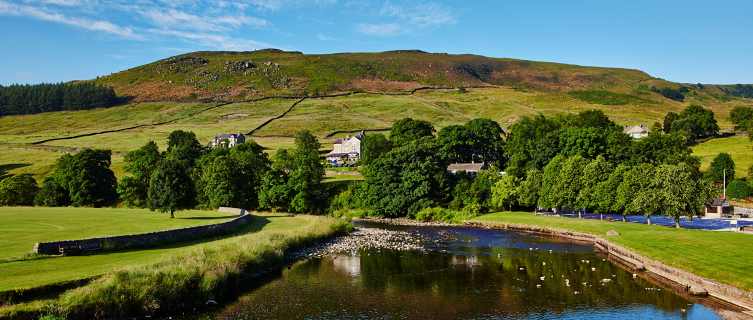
<box><xmin>735</xmin><ymin>207</ymin><xmax>753</xmax><ymax>216</ymax></box>
<box><xmin>462</xmin><ymin>220</ymin><xmax>753</xmax><ymax>311</ymax></box>
<box><xmin>219</xmin><ymin>207</ymin><xmax>248</xmax><ymax>216</ymax></box>
<box><xmin>34</xmin><ymin>210</ymin><xmax>252</xmax><ymax>255</ymax></box>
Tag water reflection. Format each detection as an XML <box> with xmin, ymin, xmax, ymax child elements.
<box><xmin>171</xmin><ymin>224</ymin><xmax>723</xmax><ymax>320</ymax></box>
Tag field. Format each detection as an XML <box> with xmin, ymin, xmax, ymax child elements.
<box><xmin>472</xmin><ymin>212</ymin><xmax>753</xmax><ymax>292</ymax></box>
<box><xmin>690</xmin><ymin>136</ymin><xmax>753</xmax><ymax>180</ymax></box>
<box><xmin>0</xmin><ymin>211</ymin><xmax>344</xmax><ymax>318</ymax></box>
<box><xmin>0</xmin><ymin>86</ymin><xmax>750</xmax><ymax>183</ymax></box>
<box><xmin>0</xmin><ymin>207</ymin><xmax>237</xmax><ymax>260</ymax></box>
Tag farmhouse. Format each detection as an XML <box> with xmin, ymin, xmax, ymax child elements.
<box><xmin>447</xmin><ymin>162</ymin><xmax>488</xmax><ymax>176</ymax></box>
<box><xmin>623</xmin><ymin>124</ymin><xmax>650</xmax><ymax>139</ymax></box>
<box><xmin>326</xmin><ymin>131</ymin><xmax>366</xmax><ymax>161</ymax></box>
<box><xmin>209</xmin><ymin>132</ymin><xmax>245</xmax><ymax>148</ymax></box>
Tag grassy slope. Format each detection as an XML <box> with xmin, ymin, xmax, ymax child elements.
<box><xmin>690</xmin><ymin>136</ymin><xmax>753</xmax><ymax>180</ymax></box>
<box><xmin>472</xmin><ymin>212</ymin><xmax>753</xmax><ymax>292</ymax></box>
<box><xmin>0</xmin><ymin>207</ymin><xmax>237</xmax><ymax>259</ymax></box>
<box><xmin>0</xmin><ymin>212</ymin><xmax>321</xmax><ymax>291</ymax></box>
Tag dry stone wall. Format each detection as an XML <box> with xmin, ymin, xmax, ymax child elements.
<box><xmin>34</xmin><ymin>210</ymin><xmax>252</xmax><ymax>255</ymax></box>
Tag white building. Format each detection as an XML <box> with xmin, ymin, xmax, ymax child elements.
<box><xmin>326</xmin><ymin>131</ymin><xmax>366</xmax><ymax>161</ymax></box>
<box><xmin>209</xmin><ymin>132</ymin><xmax>245</xmax><ymax>148</ymax></box>
<box><xmin>623</xmin><ymin>124</ymin><xmax>650</xmax><ymax>139</ymax></box>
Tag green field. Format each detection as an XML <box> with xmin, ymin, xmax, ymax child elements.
<box><xmin>0</xmin><ymin>207</ymin><xmax>237</xmax><ymax>260</ymax></box>
<box><xmin>0</xmin><ymin>210</ymin><xmax>331</xmax><ymax>291</ymax></box>
<box><xmin>472</xmin><ymin>212</ymin><xmax>753</xmax><ymax>292</ymax></box>
<box><xmin>690</xmin><ymin>136</ymin><xmax>753</xmax><ymax>180</ymax></box>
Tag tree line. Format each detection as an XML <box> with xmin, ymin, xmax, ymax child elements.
<box><xmin>0</xmin><ymin>82</ymin><xmax>119</xmax><ymax>116</ymax></box>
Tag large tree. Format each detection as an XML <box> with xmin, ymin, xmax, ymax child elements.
<box><xmin>663</xmin><ymin>112</ymin><xmax>681</xmax><ymax>134</ymax></box>
<box><xmin>518</xmin><ymin>168</ymin><xmax>543</xmax><ymax>213</ymax></box>
<box><xmin>728</xmin><ymin>106</ymin><xmax>753</xmax><ymax>131</ymax></box>
<box><xmin>0</xmin><ymin>175</ymin><xmax>38</xmax><ymax>206</ymax></box>
<box><xmin>558</xmin><ymin>127</ymin><xmax>608</xmax><ymax>159</ymax></box>
<box><xmin>551</xmin><ymin>156</ymin><xmax>590</xmax><ymax>218</ymax></box>
<box><xmin>389</xmin><ymin>118</ymin><xmax>435</xmax><ymax>147</ymax></box>
<box><xmin>148</xmin><ymin>159</ymin><xmax>197</xmax><ymax>218</ymax></box>
<box><xmin>361</xmin><ymin>133</ymin><xmax>393</xmax><ymax>166</ymax></box>
<box><xmin>52</xmin><ymin>149</ymin><xmax>118</xmax><ymax>207</ymax></box>
<box><xmin>708</xmin><ymin>152</ymin><xmax>735</xmax><ymax>186</ymax></box>
<box><xmin>117</xmin><ymin>141</ymin><xmax>163</xmax><ymax>208</ymax></box>
<box><xmin>633</xmin><ymin>164</ymin><xmax>716</xmax><ymax>228</ymax></box>
<box><xmin>677</xmin><ymin>104</ymin><xmax>720</xmax><ymax>139</ymax></box>
<box><xmin>491</xmin><ymin>174</ymin><xmax>520</xmax><ymax>211</ymax></box>
<box><xmin>197</xmin><ymin>141</ymin><xmax>271</xmax><ymax>210</ymax></box>
<box><xmin>538</xmin><ymin>154</ymin><xmax>567</xmax><ymax>214</ymax></box>
<box><xmin>166</xmin><ymin>130</ymin><xmax>204</xmax><ymax>167</ymax></box>
<box><xmin>576</xmin><ymin>155</ymin><xmax>613</xmax><ymax>215</ymax></box>
<box><xmin>614</xmin><ymin>164</ymin><xmax>655</xmax><ymax>221</ymax></box>
<box><xmin>593</xmin><ymin>165</ymin><xmax>630</xmax><ymax>217</ymax></box>
<box><xmin>364</xmin><ymin>137</ymin><xmax>450</xmax><ymax>218</ymax></box>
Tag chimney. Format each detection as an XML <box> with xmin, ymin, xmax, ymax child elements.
<box><xmin>361</xmin><ymin>130</ymin><xmax>365</xmax><ymax>135</ymax></box>
<box><xmin>346</xmin><ymin>135</ymin><xmax>351</xmax><ymax>139</ymax></box>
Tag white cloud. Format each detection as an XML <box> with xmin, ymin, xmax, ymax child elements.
<box><xmin>0</xmin><ymin>0</ymin><xmax>143</xmax><ymax>39</ymax></box>
<box><xmin>150</xmin><ymin>28</ymin><xmax>272</xmax><ymax>50</ymax></box>
<box><xmin>317</xmin><ymin>33</ymin><xmax>339</xmax><ymax>41</ymax></box>
<box><xmin>354</xmin><ymin>0</ymin><xmax>457</xmax><ymax>36</ymax></box>
<box><xmin>356</xmin><ymin>23</ymin><xmax>400</xmax><ymax>36</ymax></box>
<box><xmin>23</xmin><ymin>0</ymin><xmax>85</xmax><ymax>6</ymax></box>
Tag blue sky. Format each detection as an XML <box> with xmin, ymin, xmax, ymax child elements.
<box><xmin>1</xmin><ymin>0</ymin><xmax>752</xmax><ymax>86</ymax></box>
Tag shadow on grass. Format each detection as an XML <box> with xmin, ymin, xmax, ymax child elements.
<box><xmin>0</xmin><ymin>163</ymin><xmax>31</xmax><ymax>180</ymax></box>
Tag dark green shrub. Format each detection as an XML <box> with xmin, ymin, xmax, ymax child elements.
<box><xmin>727</xmin><ymin>180</ymin><xmax>751</xmax><ymax>199</ymax></box>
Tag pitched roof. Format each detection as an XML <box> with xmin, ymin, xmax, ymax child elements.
<box><xmin>623</xmin><ymin>125</ymin><xmax>650</xmax><ymax>134</ymax></box>
<box><xmin>712</xmin><ymin>198</ymin><xmax>731</xmax><ymax>206</ymax></box>
<box><xmin>448</xmin><ymin>163</ymin><xmax>487</xmax><ymax>172</ymax></box>
<box><xmin>214</xmin><ymin>133</ymin><xmax>243</xmax><ymax>139</ymax></box>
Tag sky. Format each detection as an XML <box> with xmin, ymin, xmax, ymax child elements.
<box><xmin>1</xmin><ymin>0</ymin><xmax>752</xmax><ymax>86</ymax></box>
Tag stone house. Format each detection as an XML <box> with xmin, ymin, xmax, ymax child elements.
<box><xmin>623</xmin><ymin>124</ymin><xmax>650</xmax><ymax>139</ymax></box>
<box><xmin>209</xmin><ymin>132</ymin><xmax>245</xmax><ymax>148</ymax></box>
<box><xmin>326</xmin><ymin>131</ymin><xmax>366</xmax><ymax>161</ymax></box>
<box><xmin>447</xmin><ymin>162</ymin><xmax>488</xmax><ymax>176</ymax></box>
<box><xmin>705</xmin><ymin>198</ymin><xmax>733</xmax><ymax>218</ymax></box>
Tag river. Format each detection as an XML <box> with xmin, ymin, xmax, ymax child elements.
<box><xmin>165</xmin><ymin>221</ymin><xmax>733</xmax><ymax>319</ymax></box>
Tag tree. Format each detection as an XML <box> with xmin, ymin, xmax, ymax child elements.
<box><xmin>389</xmin><ymin>118</ymin><xmax>435</xmax><ymax>147</ymax></box>
<box><xmin>539</xmin><ymin>154</ymin><xmax>566</xmax><ymax>214</ymax></box>
<box><xmin>196</xmin><ymin>141</ymin><xmax>271</xmax><ymax>210</ymax></box>
<box><xmin>727</xmin><ymin>106</ymin><xmax>753</xmax><ymax>131</ymax></box>
<box><xmin>663</xmin><ymin>112</ymin><xmax>680</xmax><ymax>134</ymax></box>
<box><xmin>361</xmin><ymin>133</ymin><xmax>393</xmax><ymax>166</ymax></box>
<box><xmin>558</xmin><ymin>127</ymin><xmax>608</xmax><ymax>159</ymax></box>
<box><xmin>576</xmin><ymin>155</ymin><xmax>613</xmax><ymax>216</ymax></box>
<box><xmin>148</xmin><ymin>159</ymin><xmax>197</xmax><ymax>218</ymax></box>
<box><xmin>117</xmin><ymin>141</ymin><xmax>163</xmax><ymax>207</ymax></box>
<box><xmin>631</xmin><ymin>131</ymin><xmax>692</xmax><ymax>165</ymax></box>
<box><xmin>593</xmin><ymin>165</ymin><xmax>630</xmax><ymax>218</ymax></box>
<box><xmin>258</xmin><ymin>131</ymin><xmax>325</xmax><ymax>213</ymax></box>
<box><xmin>650</xmin><ymin>122</ymin><xmax>663</xmax><ymax>134</ymax></box>
<box><xmin>294</xmin><ymin>129</ymin><xmax>321</xmax><ymax>152</ymax></box>
<box><xmin>678</xmin><ymin>104</ymin><xmax>719</xmax><ymax>139</ymax></box>
<box><xmin>551</xmin><ymin>156</ymin><xmax>590</xmax><ymax>218</ymax></box>
<box><xmin>727</xmin><ymin>180</ymin><xmax>751</xmax><ymax>199</ymax></box>
<box><xmin>52</xmin><ymin>149</ymin><xmax>118</xmax><ymax>207</ymax></box>
<box><xmin>0</xmin><ymin>175</ymin><xmax>38</xmax><ymax>206</ymax></box>
<box><xmin>491</xmin><ymin>174</ymin><xmax>520</xmax><ymax>211</ymax></box>
<box><xmin>34</xmin><ymin>176</ymin><xmax>69</xmax><ymax>207</ymax></box>
<box><xmin>504</xmin><ymin>114</ymin><xmax>561</xmax><ymax>176</ymax></box>
<box><xmin>614</xmin><ymin>164</ymin><xmax>655</xmax><ymax>221</ymax></box>
<box><xmin>464</xmin><ymin>118</ymin><xmax>506</xmax><ymax>168</ymax></box>
<box><xmin>660</xmin><ymin>87</ymin><xmax>685</xmax><ymax>101</ymax></box>
<box><xmin>708</xmin><ymin>153</ymin><xmax>735</xmax><ymax>186</ymax></box>
<box><xmin>364</xmin><ymin>138</ymin><xmax>450</xmax><ymax>218</ymax></box>
<box><xmin>518</xmin><ymin>168</ymin><xmax>543</xmax><ymax>213</ymax></box>
<box><xmin>632</xmin><ymin>164</ymin><xmax>716</xmax><ymax>228</ymax></box>
<box><xmin>166</xmin><ymin>130</ymin><xmax>203</xmax><ymax>167</ymax></box>
<box><xmin>437</xmin><ymin>125</ymin><xmax>472</xmax><ymax>163</ymax></box>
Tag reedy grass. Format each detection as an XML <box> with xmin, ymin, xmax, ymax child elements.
<box><xmin>0</xmin><ymin>215</ymin><xmax>351</xmax><ymax>319</ymax></box>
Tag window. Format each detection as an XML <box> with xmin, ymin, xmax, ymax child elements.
<box><xmin>352</xmin><ymin>146</ymin><xmax>356</xmax><ymax>152</ymax></box>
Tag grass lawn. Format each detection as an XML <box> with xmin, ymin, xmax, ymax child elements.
<box><xmin>0</xmin><ymin>212</ymin><xmax>326</xmax><ymax>292</ymax></box>
<box><xmin>690</xmin><ymin>136</ymin><xmax>753</xmax><ymax>180</ymax></box>
<box><xmin>472</xmin><ymin>212</ymin><xmax>753</xmax><ymax>292</ymax></box>
<box><xmin>0</xmin><ymin>207</ymin><xmax>237</xmax><ymax>260</ymax></box>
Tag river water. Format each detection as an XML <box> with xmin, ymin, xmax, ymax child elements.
<box><xmin>170</xmin><ymin>222</ymin><xmax>729</xmax><ymax>320</ymax></box>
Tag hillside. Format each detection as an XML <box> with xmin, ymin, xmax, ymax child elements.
<box><xmin>94</xmin><ymin>50</ymin><xmax>655</xmax><ymax>102</ymax></box>
<box><xmin>1</xmin><ymin>50</ymin><xmax>753</xmax><ymax>181</ymax></box>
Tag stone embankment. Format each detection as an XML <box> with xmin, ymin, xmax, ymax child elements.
<box><xmin>463</xmin><ymin>220</ymin><xmax>753</xmax><ymax>314</ymax></box>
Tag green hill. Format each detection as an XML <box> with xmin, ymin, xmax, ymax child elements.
<box><xmin>1</xmin><ymin>50</ymin><xmax>753</xmax><ymax>181</ymax></box>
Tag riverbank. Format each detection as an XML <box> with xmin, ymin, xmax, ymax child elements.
<box><xmin>466</xmin><ymin>212</ymin><xmax>753</xmax><ymax>315</ymax></box>
<box><xmin>0</xmin><ymin>214</ymin><xmax>351</xmax><ymax>320</ymax></box>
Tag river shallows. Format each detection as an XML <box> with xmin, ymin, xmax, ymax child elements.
<box><xmin>170</xmin><ymin>222</ymin><xmax>725</xmax><ymax>319</ymax></box>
